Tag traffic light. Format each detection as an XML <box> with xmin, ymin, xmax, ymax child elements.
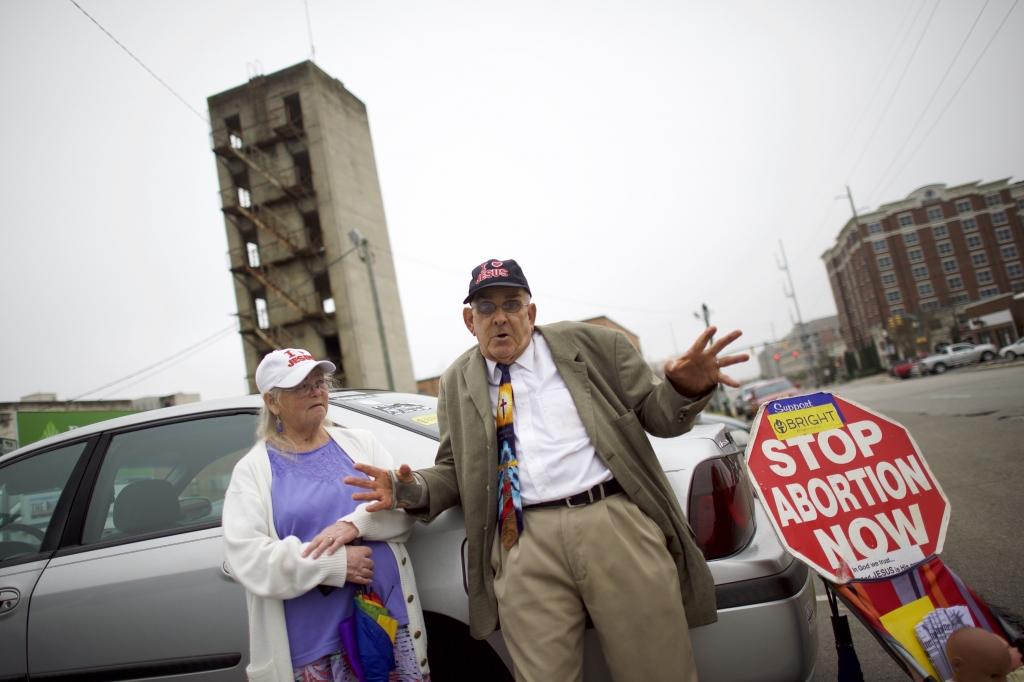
<box><xmin>773</xmin><ymin>354</ymin><xmax>780</xmax><ymax>361</ymax></box>
<box><xmin>792</xmin><ymin>350</ymin><xmax>799</xmax><ymax>357</ymax></box>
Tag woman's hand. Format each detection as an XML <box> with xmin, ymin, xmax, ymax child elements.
<box><xmin>346</xmin><ymin>545</ymin><xmax>374</xmax><ymax>585</ymax></box>
<box><xmin>302</xmin><ymin>520</ymin><xmax>359</xmax><ymax>559</ymax></box>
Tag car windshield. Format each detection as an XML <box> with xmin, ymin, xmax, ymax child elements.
<box><xmin>753</xmin><ymin>379</ymin><xmax>794</xmax><ymax>398</ymax></box>
<box><xmin>329</xmin><ymin>391</ymin><xmax>439</xmax><ymax>440</ymax></box>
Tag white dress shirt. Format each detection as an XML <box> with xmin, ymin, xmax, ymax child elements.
<box><xmin>485</xmin><ymin>332</ymin><xmax>612</xmax><ymax>505</ymax></box>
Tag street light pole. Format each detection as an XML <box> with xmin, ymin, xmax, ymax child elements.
<box><xmin>348</xmin><ymin>229</ymin><xmax>395</xmax><ymax>391</ymax></box>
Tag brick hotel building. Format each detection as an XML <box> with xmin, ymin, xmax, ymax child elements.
<box><xmin>822</xmin><ymin>179</ymin><xmax>1024</xmax><ymax>357</ymax></box>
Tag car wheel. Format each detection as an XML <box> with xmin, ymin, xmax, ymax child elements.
<box><xmin>981</xmin><ymin>351</ymin><xmax>995</xmax><ymax>362</ymax></box>
<box><xmin>1008</xmin><ymin>351</ymin><xmax>1018</xmax><ymax>360</ymax></box>
<box><xmin>933</xmin><ymin>363</ymin><xmax>947</xmax><ymax>374</ymax></box>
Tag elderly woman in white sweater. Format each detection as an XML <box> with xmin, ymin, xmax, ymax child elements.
<box><xmin>223</xmin><ymin>349</ymin><xmax>430</xmax><ymax>682</ymax></box>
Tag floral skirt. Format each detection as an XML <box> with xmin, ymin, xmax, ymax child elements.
<box><xmin>293</xmin><ymin>625</ymin><xmax>429</xmax><ymax>682</ymax></box>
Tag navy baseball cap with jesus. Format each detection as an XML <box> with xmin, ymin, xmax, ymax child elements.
<box><xmin>463</xmin><ymin>259</ymin><xmax>532</xmax><ymax>304</ymax></box>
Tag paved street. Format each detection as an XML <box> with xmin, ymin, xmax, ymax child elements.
<box><xmin>808</xmin><ymin>362</ymin><xmax>1024</xmax><ymax>681</ymax></box>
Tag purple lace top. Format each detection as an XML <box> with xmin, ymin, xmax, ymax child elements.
<box><xmin>269</xmin><ymin>438</ymin><xmax>408</xmax><ymax>668</ymax></box>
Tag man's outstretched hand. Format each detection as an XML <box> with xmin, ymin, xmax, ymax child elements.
<box><xmin>345</xmin><ymin>463</ymin><xmax>416</xmax><ymax>512</ymax></box>
<box><xmin>664</xmin><ymin>326</ymin><xmax>749</xmax><ymax>398</ymax></box>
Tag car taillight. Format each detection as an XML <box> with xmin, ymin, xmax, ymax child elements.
<box><xmin>687</xmin><ymin>455</ymin><xmax>755</xmax><ymax>560</ymax></box>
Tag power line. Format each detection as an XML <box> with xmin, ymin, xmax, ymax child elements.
<box><xmin>867</xmin><ymin>0</ymin><xmax>993</xmax><ymax>203</ymax></box>
<box><xmin>876</xmin><ymin>0</ymin><xmax>1020</xmax><ymax>200</ymax></box>
<box><xmin>67</xmin><ymin>0</ymin><xmax>209</xmax><ymax>126</ymax></box>
<box><xmin>96</xmin><ymin>328</ymin><xmax>237</xmax><ymax>400</ymax></box>
<box><xmin>68</xmin><ymin>323</ymin><xmax>238</xmax><ymax>402</ymax></box>
<box><xmin>845</xmin><ymin>0</ymin><xmax>942</xmax><ymax>183</ymax></box>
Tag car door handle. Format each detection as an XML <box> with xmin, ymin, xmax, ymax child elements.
<box><xmin>0</xmin><ymin>588</ymin><xmax>20</xmax><ymax>614</ymax></box>
<box><xmin>220</xmin><ymin>562</ymin><xmax>236</xmax><ymax>582</ymax></box>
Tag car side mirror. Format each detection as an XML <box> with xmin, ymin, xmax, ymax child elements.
<box><xmin>179</xmin><ymin>497</ymin><xmax>213</xmax><ymax>523</ymax></box>
<box><xmin>793</xmin><ymin>381</ymin><xmax>802</xmax><ymax>389</ymax></box>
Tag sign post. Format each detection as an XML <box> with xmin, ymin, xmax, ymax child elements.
<box><xmin>745</xmin><ymin>392</ymin><xmax>950</xmax><ymax>582</ymax></box>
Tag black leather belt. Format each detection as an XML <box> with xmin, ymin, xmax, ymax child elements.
<box><xmin>524</xmin><ymin>479</ymin><xmax>624</xmax><ymax>509</ymax></box>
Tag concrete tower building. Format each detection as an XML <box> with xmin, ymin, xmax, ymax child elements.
<box><xmin>208</xmin><ymin>62</ymin><xmax>415</xmax><ymax>393</ymax></box>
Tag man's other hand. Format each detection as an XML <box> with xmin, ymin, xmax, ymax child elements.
<box><xmin>664</xmin><ymin>326</ymin><xmax>749</xmax><ymax>398</ymax></box>
<box><xmin>346</xmin><ymin>463</ymin><xmax>416</xmax><ymax>512</ymax></box>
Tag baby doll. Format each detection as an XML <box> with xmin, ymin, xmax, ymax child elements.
<box><xmin>946</xmin><ymin>627</ymin><xmax>1012</xmax><ymax>682</ymax></box>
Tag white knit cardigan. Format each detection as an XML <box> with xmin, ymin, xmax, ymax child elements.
<box><xmin>222</xmin><ymin>426</ymin><xmax>429</xmax><ymax>682</ymax></box>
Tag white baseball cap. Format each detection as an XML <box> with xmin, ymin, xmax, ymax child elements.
<box><xmin>255</xmin><ymin>349</ymin><xmax>336</xmax><ymax>394</ymax></box>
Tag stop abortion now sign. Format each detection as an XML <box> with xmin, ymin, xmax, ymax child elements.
<box><xmin>745</xmin><ymin>393</ymin><xmax>950</xmax><ymax>583</ymax></box>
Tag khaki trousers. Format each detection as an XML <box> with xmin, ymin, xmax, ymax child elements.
<box><xmin>491</xmin><ymin>494</ymin><xmax>698</xmax><ymax>682</ymax></box>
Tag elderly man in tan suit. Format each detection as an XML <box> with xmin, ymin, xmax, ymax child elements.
<box><xmin>349</xmin><ymin>259</ymin><xmax>748</xmax><ymax>682</ymax></box>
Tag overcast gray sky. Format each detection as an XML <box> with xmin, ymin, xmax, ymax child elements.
<box><xmin>1</xmin><ymin>0</ymin><xmax>1021</xmax><ymax>401</ymax></box>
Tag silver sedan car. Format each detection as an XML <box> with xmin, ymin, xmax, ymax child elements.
<box><xmin>0</xmin><ymin>390</ymin><xmax>817</xmax><ymax>682</ymax></box>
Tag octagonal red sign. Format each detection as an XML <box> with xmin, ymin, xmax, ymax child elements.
<box><xmin>744</xmin><ymin>392</ymin><xmax>950</xmax><ymax>583</ymax></box>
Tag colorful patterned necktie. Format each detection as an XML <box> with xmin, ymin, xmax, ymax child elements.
<box><xmin>496</xmin><ymin>363</ymin><xmax>523</xmax><ymax>550</ymax></box>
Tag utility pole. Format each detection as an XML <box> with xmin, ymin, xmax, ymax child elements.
<box><xmin>693</xmin><ymin>303</ymin><xmax>721</xmax><ymax>410</ymax></box>
<box><xmin>348</xmin><ymin>229</ymin><xmax>395</xmax><ymax>391</ymax></box>
<box><xmin>777</xmin><ymin>240</ymin><xmax>816</xmax><ymax>387</ymax></box>
<box><xmin>694</xmin><ymin>303</ymin><xmax>713</xmax><ymax>341</ymax></box>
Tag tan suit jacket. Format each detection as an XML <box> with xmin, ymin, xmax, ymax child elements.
<box><xmin>415</xmin><ymin>321</ymin><xmax>718</xmax><ymax>639</ymax></box>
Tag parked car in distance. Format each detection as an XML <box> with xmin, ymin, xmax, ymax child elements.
<box><xmin>917</xmin><ymin>342</ymin><xmax>998</xmax><ymax>374</ymax></box>
<box><xmin>888</xmin><ymin>356</ymin><xmax>924</xmax><ymax>379</ymax></box>
<box><xmin>738</xmin><ymin>377</ymin><xmax>801</xmax><ymax>419</ymax></box>
<box><xmin>999</xmin><ymin>337</ymin><xmax>1024</xmax><ymax>360</ymax></box>
<box><xmin>0</xmin><ymin>390</ymin><xmax>818</xmax><ymax>682</ymax></box>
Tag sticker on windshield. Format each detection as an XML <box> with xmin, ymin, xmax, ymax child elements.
<box><xmin>411</xmin><ymin>414</ymin><xmax>438</xmax><ymax>426</ymax></box>
<box><xmin>372</xmin><ymin>403</ymin><xmax>431</xmax><ymax>416</ymax></box>
<box><xmin>765</xmin><ymin>393</ymin><xmax>845</xmax><ymax>440</ymax></box>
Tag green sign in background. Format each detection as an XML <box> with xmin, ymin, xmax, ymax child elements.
<box><xmin>16</xmin><ymin>411</ymin><xmax>137</xmax><ymax>446</ymax></box>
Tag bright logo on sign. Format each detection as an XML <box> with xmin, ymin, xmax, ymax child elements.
<box><xmin>767</xmin><ymin>394</ymin><xmax>845</xmax><ymax>439</ymax></box>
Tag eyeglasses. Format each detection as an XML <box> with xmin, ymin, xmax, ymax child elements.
<box><xmin>473</xmin><ymin>300</ymin><xmax>524</xmax><ymax>315</ymax></box>
<box><xmin>284</xmin><ymin>379</ymin><xmax>328</xmax><ymax>397</ymax></box>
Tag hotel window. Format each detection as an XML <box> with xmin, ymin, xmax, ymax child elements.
<box><xmin>921</xmin><ymin>299</ymin><xmax>939</xmax><ymax>311</ymax></box>
<box><xmin>985</xmin><ymin>193</ymin><xmax>1002</xmax><ymax>207</ymax></box>
<box><xmin>961</xmin><ymin>217</ymin><xmax>977</xmax><ymax>231</ymax></box>
<box><xmin>933</xmin><ymin>224</ymin><xmax>948</xmax><ymax>238</ymax></box>
<box><xmin>873</xmin><ymin>239</ymin><xmax>888</xmax><ymax>253</ymax></box>
<box><xmin>937</xmin><ymin>241</ymin><xmax>954</xmax><ymax>256</ymax></box>
<box><xmin>908</xmin><ymin>248</ymin><xmax>924</xmax><ymax>262</ymax></box>
<box><xmin>950</xmin><ymin>293</ymin><xmax>970</xmax><ymax>304</ymax></box>
<box><xmin>1018</xmin><ymin>198</ymin><xmax>1024</xmax><ymax>210</ymax></box>
<box><xmin>995</xmin><ymin>228</ymin><xmax>1012</xmax><ymax>243</ymax></box>
<box><xmin>890</xmin><ymin>307</ymin><xmax>905</xmax><ymax>316</ymax></box>
<box><xmin>912</xmin><ymin>265</ymin><xmax>928</xmax><ymax>280</ymax></box>
<box><xmin>898</xmin><ymin>214</ymin><xmax>914</xmax><ymax>228</ymax></box>
<box><xmin>956</xmin><ymin>199</ymin><xmax>972</xmax><ymax>214</ymax></box>
<box><xmin>979</xmin><ymin>286</ymin><xmax>1000</xmax><ymax>299</ymax></box>
<box><xmin>926</xmin><ymin>206</ymin><xmax>943</xmax><ymax>221</ymax></box>
<box><xmin>942</xmin><ymin>259</ymin><xmax>959</xmax><ymax>273</ymax></box>
<box><xmin>991</xmin><ymin>210</ymin><xmax>1007</xmax><ymax>225</ymax></box>
<box><xmin>947</xmin><ymin>276</ymin><xmax>963</xmax><ymax>291</ymax></box>
<box><xmin>903</xmin><ymin>232</ymin><xmax>920</xmax><ymax>245</ymax></box>
<box><xmin>886</xmin><ymin>290</ymin><xmax>902</xmax><ymax>304</ymax></box>
<box><xmin>868</xmin><ymin>222</ymin><xmax>883</xmax><ymax>235</ymax></box>
<box><xmin>917</xmin><ymin>282</ymin><xmax>934</xmax><ymax>297</ymax></box>
<box><xmin>1002</xmin><ymin>245</ymin><xmax>1018</xmax><ymax>261</ymax></box>
<box><xmin>976</xmin><ymin>269</ymin><xmax>993</xmax><ymax>285</ymax></box>
<box><xmin>966</xmin><ymin>234</ymin><xmax>983</xmax><ymax>250</ymax></box>
<box><xmin>877</xmin><ymin>256</ymin><xmax>893</xmax><ymax>269</ymax></box>
<box><xmin>1008</xmin><ymin>262</ymin><xmax>1024</xmax><ymax>279</ymax></box>
<box><xmin>1015</xmin><ymin>281</ymin><xmax>1024</xmax><ymax>294</ymax></box>
<box><xmin>881</xmin><ymin>272</ymin><xmax>898</xmax><ymax>287</ymax></box>
<box><xmin>971</xmin><ymin>252</ymin><xmax>988</xmax><ymax>267</ymax></box>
